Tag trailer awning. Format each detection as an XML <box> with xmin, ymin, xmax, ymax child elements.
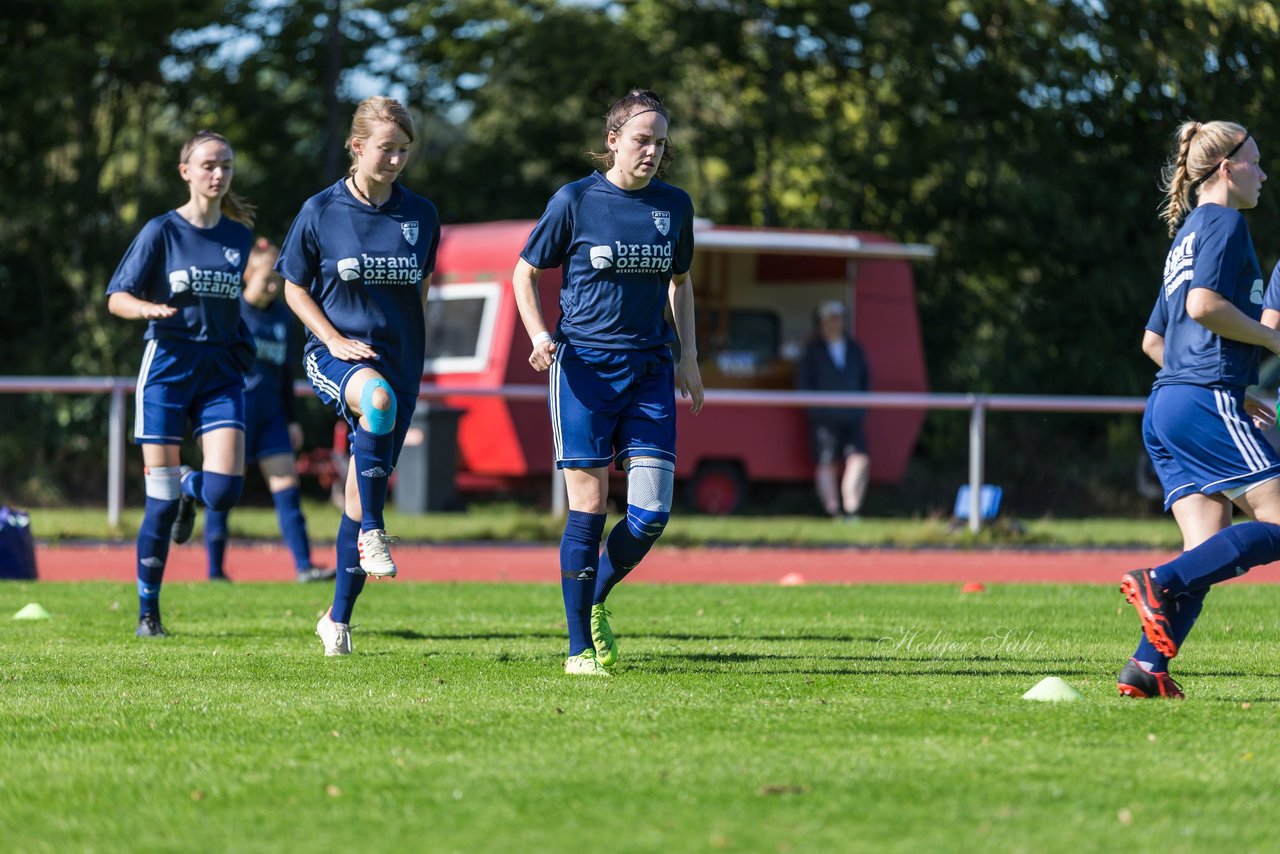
<box><xmin>692</xmin><ymin>224</ymin><xmax>935</xmax><ymax>261</ymax></box>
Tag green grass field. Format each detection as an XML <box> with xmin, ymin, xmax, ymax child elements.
<box><xmin>4</xmin><ymin>581</ymin><xmax>1280</xmax><ymax>852</ymax></box>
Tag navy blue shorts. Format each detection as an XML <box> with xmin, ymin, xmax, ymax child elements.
<box><xmin>133</xmin><ymin>338</ymin><xmax>245</xmax><ymax>445</ymax></box>
<box><xmin>1144</xmin><ymin>383</ymin><xmax>1280</xmax><ymax>510</ymax></box>
<box><xmin>303</xmin><ymin>348</ymin><xmax>417</xmax><ymax>466</ymax></box>
<box><xmin>549</xmin><ymin>342</ymin><xmax>676</xmax><ymax>470</ymax></box>
<box><xmin>243</xmin><ymin>391</ymin><xmax>293</xmax><ymax>463</ymax></box>
<box><xmin>810</xmin><ymin>419</ymin><xmax>867</xmax><ymax>465</ymax></box>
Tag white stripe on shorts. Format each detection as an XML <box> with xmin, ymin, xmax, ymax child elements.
<box><xmin>1214</xmin><ymin>388</ymin><xmax>1268</xmax><ymax>471</ymax></box>
<box><xmin>133</xmin><ymin>339</ymin><xmax>157</xmax><ymax>439</ymax></box>
<box><xmin>305</xmin><ymin>352</ymin><xmax>342</xmax><ymax>402</ymax></box>
<box><xmin>548</xmin><ymin>357</ymin><xmax>563</xmax><ymax>462</ymax></box>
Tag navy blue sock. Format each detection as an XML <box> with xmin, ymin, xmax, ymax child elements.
<box><xmin>1153</xmin><ymin>521</ymin><xmax>1280</xmax><ymax>595</ymax></box>
<box><xmin>561</xmin><ymin>510</ymin><xmax>606</xmax><ymax>655</ymax></box>
<box><xmin>594</xmin><ymin>505</ymin><xmax>669</xmax><ymax>604</ymax></box>
<box><xmin>137</xmin><ymin>496</ymin><xmax>179</xmax><ymax>618</ymax></box>
<box><xmin>271</xmin><ymin>487</ymin><xmax>313</xmax><ymax>570</ymax></box>
<box><xmin>205</xmin><ymin>509</ymin><xmax>229</xmax><ymax>578</ymax></box>
<box><xmin>331</xmin><ymin>515</ymin><xmax>365</xmax><ymax>623</ymax></box>
<box><xmin>1133</xmin><ymin>590</ymin><xmax>1208</xmax><ymax>671</ymax></box>
<box><xmin>352</xmin><ymin>429</ymin><xmax>394</xmax><ymax>532</ymax></box>
<box><xmin>183</xmin><ymin>471</ymin><xmax>245</xmax><ymax>512</ymax></box>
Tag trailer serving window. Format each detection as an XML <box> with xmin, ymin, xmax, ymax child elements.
<box><xmin>423</xmin><ymin>282</ymin><xmax>502</xmax><ymax>374</ymax></box>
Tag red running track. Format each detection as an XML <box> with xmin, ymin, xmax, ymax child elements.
<box><xmin>27</xmin><ymin>542</ymin><xmax>1280</xmax><ymax>585</ymax></box>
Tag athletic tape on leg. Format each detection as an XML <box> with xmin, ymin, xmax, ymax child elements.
<box><xmin>144</xmin><ymin>465</ymin><xmax>182</xmax><ymax>501</ymax></box>
<box><xmin>360</xmin><ymin>378</ymin><xmax>397</xmax><ymax>435</ymax></box>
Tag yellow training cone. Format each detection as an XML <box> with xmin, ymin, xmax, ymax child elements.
<box><xmin>12</xmin><ymin>603</ymin><xmax>51</xmax><ymax>620</ymax></box>
<box><xmin>1022</xmin><ymin>676</ymin><xmax>1082</xmax><ymax>702</ymax></box>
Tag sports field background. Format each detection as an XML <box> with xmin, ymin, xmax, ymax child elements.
<box><xmin>5</xmin><ymin>580</ymin><xmax>1280</xmax><ymax>851</ymax></box>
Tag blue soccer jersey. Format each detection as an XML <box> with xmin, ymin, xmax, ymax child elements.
<box><xmin>276</xmin><ymin>179</ymin><xmax>441</xmax><ymax>396</ymax></box>
<box><xmin>241</xmin><ymin>298</ymin><xmax>299</xmax><ymax>420</ymax></box>
<box><xmin>520</xmin><ymin>172</ymin><xmax>695</xmax><ymax>350</ymax></box>
<box><xmin>1153</xmin><ymin>204</ymin><xmax>1265</xmax><ymax>389</ymax></box>
<box><xmin>106</xmin><ymin>211</ymin><xmax>254</xmax><ymax>344</ymax></box>
<box><xmin>1264</xmin><ymin>259</ymin><xmax>1280</xmax><ymax>313</ymax></box>
<box><xmin>1145</xmin><ymin>288</ymin><xmax>1167</xmax><ymax>336</ymax></box>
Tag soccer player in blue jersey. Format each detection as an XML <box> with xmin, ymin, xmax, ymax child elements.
<box><xmin>202</xmin><ymin>238</ymin><xmax>335</xmax><ymax>584</ymax></box>
<box><xmin>513</xmin><ymin>89</ymin><xmax>705</xmax><ymax>676</ymax></box>
<box><xmin>106</xmin><ymin>130</ymin><xmax>256</xmax><ymax>638</ymax></box>
<box><xmin>1120</xmin><ymin>120</ymin><xmax>1280</xmax><ymax>695</ymax></box>
<box><xmin>277</xmin><ymin>96</ymin><xmax>440</xmax><ymax>656</ymax></box>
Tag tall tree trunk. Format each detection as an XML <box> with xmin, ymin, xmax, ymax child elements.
<box><xmin>322</xmin><ymin>0</ymin><xmax>344</xmax><ymax>180</ymax></box>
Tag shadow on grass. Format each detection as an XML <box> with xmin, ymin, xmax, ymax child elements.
<box><xmin>628</xmin><ymin>631</ymin><xmax>891</xmax><ymax>644</ymax></box>
<box><xmin>366</xmin><ymin>628</ymin><xmax>566</xmax><ymax>641</ymax></box>
<box><xmin>635</xmin><ymin>650</ymin><xmax>1102</xmax><ymax>677</ymax></box>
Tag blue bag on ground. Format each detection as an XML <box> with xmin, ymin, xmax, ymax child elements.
<box><xmin>0</xmin><ymin>506</ymin><xmax>37</xmax><ymax>580</ymax></box>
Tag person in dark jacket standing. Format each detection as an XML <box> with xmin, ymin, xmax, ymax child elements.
<box><xmin>798</xmin><ymin>300</ymin><xmax>870</xmax><ymax>519</ymax></box>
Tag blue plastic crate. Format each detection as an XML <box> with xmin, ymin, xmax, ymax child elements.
<box><xmin>953</xmin><ymin>485</ymin><xmax>1002</xmax><ymax>521</ymax></box>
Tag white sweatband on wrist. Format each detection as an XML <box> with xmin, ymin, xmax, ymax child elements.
<box><xmin>532</xmin><ymin>331</ymin><xmax>552</xmax><ymax>347</ymax></box>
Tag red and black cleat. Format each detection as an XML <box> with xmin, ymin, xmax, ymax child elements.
<box><xmin>1120</xmin><ymin>569</ymin><xmax>1178</xmax><ymax>658</ymax></box>
<box><xmin>1117</xmin><ymin>658</ymin><xmax>1184</xmax><ymax>699</ymax></box>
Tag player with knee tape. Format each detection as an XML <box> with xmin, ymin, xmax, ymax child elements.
<box><xmin>106</xmin><ymin>129</ymin><xmax>254</xmax><ymax>638</ymax></box>
<box><xmin>513</xmin><ymin>89</ymin><xmax>704</xmax><ymax>675</ymax></box>
<box><xmin>278</xmin><ymin>96</ymin><xmax>440</xmax><ymax>656</ymax></box>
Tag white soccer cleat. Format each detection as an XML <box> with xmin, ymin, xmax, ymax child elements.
<box><xmin>316</xmin><ymin>609</ymin><xmax>352</xmax><ymax>656</ymax></box>
<box><xmin>564</xmin><ymin>650</ymin><xmax>611</xmax><ymax>676</ymax></box>
<box><xmin>357</xmin><ymin>529</ymin><xmax>399</xmax><ymax>578</ymax></box>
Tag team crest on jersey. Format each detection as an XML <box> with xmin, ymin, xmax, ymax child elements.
<box><xmin>401</xmin><ymin>221</ymin><xmax>419</xmax><ymax>246</ymax></box>
<box><xmin>223</xmin><ymin>247</ymin><xmax>242</xmax><ymax>266</ymax></box>
<box><xmin>652</xmin><ymin>211</ymin><xmax>670</xmax><ymax>236</ymax></box>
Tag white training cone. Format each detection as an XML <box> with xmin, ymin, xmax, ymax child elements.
<box><xmin>779</xmin><ymin>572</ymin><xmax>807</xmax><ymax>586</ymax></box>
<box><xmin>1022</xmin><ymin>676</ymin><xmax>1082</xmax><ymax>702</ymax></box>
<box><xmin>12</xmin><ymin>602</ymin><xmax>51</xmax><ymax>621</ymax></box>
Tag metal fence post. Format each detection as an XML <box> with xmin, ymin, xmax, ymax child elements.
<box><xmin>108</xmin><ymin>384</ymin><xmax>126</xmax><ymax>528</ymax></box>
<box><xmin>968</xmin><ymin>394</ymin><xmax>986</xmax><ymax>533</ymax></box>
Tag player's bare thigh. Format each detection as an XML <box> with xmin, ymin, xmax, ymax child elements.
<box><xmin>564</xmin><ymin>467</ymin><xmax>609</xmax><ymax>514</ymax></box>
<box><xmin>1231</xmin><ymin>476</ymin><xmax>1280</xmax><ymax>525</ymax></box>
<box><xmin>1170</xmin><ymin>491</ymin><xmax>1232</xmax><ymax>550</ymax></box>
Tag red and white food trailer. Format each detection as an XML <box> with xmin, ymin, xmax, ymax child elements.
<box><xmin>423</xmin><ymin>220</ymin><xmax>933</xmax><ymax>513</ymax></box>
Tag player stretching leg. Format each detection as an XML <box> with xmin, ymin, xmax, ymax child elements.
<box><xmin>277</xmin><ymin>97</ymin><xmax>440</xmax><ymax>655</ymax></box>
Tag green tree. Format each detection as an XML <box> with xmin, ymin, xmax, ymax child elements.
<box><xmin>0</xmin><ymin>1</ymin><xmax>227</xmax><ymax>499</ymax></box>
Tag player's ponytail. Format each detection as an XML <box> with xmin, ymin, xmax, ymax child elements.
<box><xmin>219</xmin><ymin>191</ymin><xmax>257</xmax><ymax>229</ymax></box>
<box><xmin>589</xmin><ymin>89</ymin><xmax>678</xmax><ymax>174</ymax></box>
<box><xmin>1159</xmin><ymin>120</ymin><xmax>1248</xmax><ymax>236</ymax></box>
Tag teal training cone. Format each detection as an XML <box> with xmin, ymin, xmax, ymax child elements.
<box><xmin>1022</xmin><ymin>676</ymin><xmax>1082</xmax><ymax>702</ymax></box>
<box><xmin>12</xmin><ymin>602</ymin><xmax>51</xmax><ymax>620</ymax></box>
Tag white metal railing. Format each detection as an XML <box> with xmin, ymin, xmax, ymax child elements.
<box><xmin>0</xmin><ymin>377</ymin><xmax>1147</xmax><ymax>532</ymax></box>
